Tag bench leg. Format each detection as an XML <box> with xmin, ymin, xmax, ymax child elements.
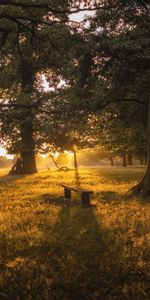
<box><xmin>81</xmin><ymin>192</ymin><xmax>90</xmax><ymax>205</ymax></box>
<box><xmin>64</xmin><ymin>188</ymin><xmax>71</xmax><ymax>199</ymax></box>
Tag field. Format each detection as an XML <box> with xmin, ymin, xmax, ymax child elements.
<box><xmin>0</xmin><ymin>167</ymin><xmax>150</xmax><ymax>300</ymax></box>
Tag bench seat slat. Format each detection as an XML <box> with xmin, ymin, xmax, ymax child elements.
<box><xmin>61</xmin><ymin>184</ymin><xmax>93</xmax><ymax>194</ymax></box>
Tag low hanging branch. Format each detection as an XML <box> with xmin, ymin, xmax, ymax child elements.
<box><xmin>49</xmin><ymin>153</ymin><xmax>74</xmax><ymax>171</ymax></box>
<box><xmin>0</xmin><ymin>98</ymin><xmax>146</xmax><ymax>118</ymax></box>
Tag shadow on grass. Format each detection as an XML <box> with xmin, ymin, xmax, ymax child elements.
<box><xmin>40</xmin><ymin>194</ymin><xmax>96</xmax><ymax>208</ymax></box>
<box><xmin>0</xmin><ymin>174</ymin><xmax>20</xmax><ymax>182</ymax></box>
<box><xmin>0</xmin><ymin>173</ymin><xmax>28</xmax><ymax>186</ymax></box>
<box><xmin>41</xmin><ymin>193</ymin><xmax>78</xmax><ymax>207</ymax></box>
<box><xmin>97</xmin><ymin>167</ymin><xmax>145</xmax><ymax>184</ymax></box>
<box><xmin>96</xmin><ymin>191</ymin><xmax>121</xmax><ymax>202</ymax></box>
<box><xmin>1</xmin><ymin>198</ymin><xmax>149</xmax><ymax>300</ymax></box>
<box><xmin>95</xmin><ymin>190</ymin><xmax>134</xmax><ymax>203</ymax></box>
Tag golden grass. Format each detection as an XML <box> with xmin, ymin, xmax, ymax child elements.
<box><xmin>0</xmin><ymin>167</ymin><xmax>150</xmax><ymax>300</ymax></box>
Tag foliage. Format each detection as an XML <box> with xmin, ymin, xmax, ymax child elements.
<box><xmin>84</xmin><ymin>1</ymin><xmax>150</xmax><ymax>109</ymax></box>
<box><xmin>0</xmin><ymin>0</ymin><xmax>150</xmax><ymax>181</ymax></box>
<box><xmin>95</xmin><ymin>102</ymin><xmax>148</xmax><ymax>158</ymax></box>
<box><xmin>0</xmin><ymin>0</ymin><xmax>84</xmax><ymax>162</ymax></box>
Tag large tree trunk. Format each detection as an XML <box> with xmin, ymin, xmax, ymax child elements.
<box><xmin>10</xmin><ymin>59</ymin><xmax>37</xmax><ymax>175</ymax></box>
<box><xmin>20</xmin><ymin>59</ymin><xmax>37</xmax><ymax>174</ymax></box>
<box><xmin>132</xmin><ymin>98</ymin><xmax>150</xmax><ymax>196</ymax></box>
<box><xmin>140</xmin><ymin>97</ymin><xmax>150</xmax><ymax>196</ymax></box>
<box><xmin>20</xmin><ymin>117</ymin><xmax>37</xmax><ymax>174</ymax></box>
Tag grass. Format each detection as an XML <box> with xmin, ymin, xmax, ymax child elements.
<box><xmin>0</xmin><ymin>166</ymin><xmax>150</xmax><ymax>300</ymax></box>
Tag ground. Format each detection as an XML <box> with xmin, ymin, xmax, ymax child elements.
<box><xmin>0</xmin><ymin>167</ymin><xmax>150</xmax><ymax>300</ymax></box>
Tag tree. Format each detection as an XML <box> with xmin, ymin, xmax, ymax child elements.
<box><xmin>82</xmin><ymin>0</ymin><xmax>150</xmax><ymax>195</ymax></box>
<box><xmin>0</xmin><ymin>0</ymin><xmax>80</xmax><ymax>174</ymax></box>
<box><xmin>0</xmin><ymin>1</ymin><xmax>117</xmax><ymax>174</ymax></box>
<box><xmin>95</xmin><ymin>102</ymin><xmax>147</xmax><ymax>167</ymax></box>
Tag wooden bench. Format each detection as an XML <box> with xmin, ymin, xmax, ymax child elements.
<box><xmin>61</xmin><ymin>184</ymin><xmax>93</xmax><ymax>205</ymax></box>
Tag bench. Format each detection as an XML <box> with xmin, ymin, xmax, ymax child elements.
<box><xmin>61</xmin><ymin>184</ymin><xmax>93</xmax><ymax>205</ymax></box>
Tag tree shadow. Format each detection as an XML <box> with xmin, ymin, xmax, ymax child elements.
<box><xmin>0</xmin><ymin>173</ymin><xmax>26</xmax><ymax>184</ymax></box>
<box><xmin>41</xmin><ymin>193</ymin><xmax>78</xmax><ymax>207</ymax></box>
<box><xmin>1</xmin><ymin>198</ymin><xmax>148</xmax><ymax>300</ymax></box>
<box><xmin>95</xmin><ymin>190</ymin><xmax>133</xmax><ymax>203</ymax></box>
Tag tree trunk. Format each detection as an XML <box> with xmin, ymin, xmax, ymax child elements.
<box><xmin>110</xmin><ymin>155</ymin><xmax>114</xmax><ymax>166</ymax></box>
<box><xmin>73</xmin><ymin>147</ymin><xmax>78</xmax><ymax>169</ymax></box>
<box><xmin>20</xmin><ymin>59</ymin><xmax>37</xmax><ymax>174</ymax></box>
<box><xmin>132</xmin><ymin>97</ymin><xmax>150</xmax><ymax>196</ymax></box>
<box><xmin>122</xmin><ymin>153</ymin><xmax>127</xmax><ymax>167</ymax></box>
<box><xmin>127</xmin><ymin>153</ymin><xmax>133</xmax><ymax>165</ymax></box>
<box><xmin>20</xmin><ymin>117</ymin><xmax>37</xmax><ymax>174</ymax></box>
<box><xmin>140</xmin><ymin>157</ymin><xmax>144</xmax><ymax>165</ymax></box>
<box><xmin>144</xmin><ymin>151</ymin><xmax>147</xmax><ymax>165</ymax></box>
<box><xmin>140</xmin><ymin>96</ymin><xmax>150</xmax><ymax>196</ymax></box>
<box><xmin>10</xmin><ymin>59</ymin><xmax>37</xmax><ymax>175</ymax></box>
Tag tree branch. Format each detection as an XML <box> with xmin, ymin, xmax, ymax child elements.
<box><xmin>0</xmin><ymin>13</ymin><xmax>63</xmax><ymax>26</ymax></box>
<box><xmin>0</xmin><ymin>1</ymin><xmax>112</xmax><ymax>14</ymax></box>
<box><xmin>0</xmin><ymin>97</ymin><xmax>146</xmax><ymax>115</ymax></box>
<box><xmin>0</xmin><ymin>103</ymin><xmax>37</xmax><ymax>108</ymax></box>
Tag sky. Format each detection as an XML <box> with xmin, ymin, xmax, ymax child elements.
<box><xmin>0</xmin><ymin>147</ymin><xmax>14</xmax><ymax>159</ymax></box>
<box><xmin>0</xmin><ymin>148</ymin><xmax>6</xmax><ymax>156</ymax></box>
<box><xmin>70</xmin><ymin>10</ymin><xmax>95</xmax><ymax>22</ymax></box>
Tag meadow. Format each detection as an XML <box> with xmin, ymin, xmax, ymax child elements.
<box><xmin>0</xmin><ymin>167</ymin><xmax>150</xmax><ymax>300</ymax></box>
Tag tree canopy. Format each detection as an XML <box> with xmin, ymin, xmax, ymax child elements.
<box><xmin>0</xmin><ymin>0</ymin><xmax>150</xmax><ymax>195</ymax></box>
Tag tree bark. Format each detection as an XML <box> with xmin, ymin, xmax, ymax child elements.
<box><xmin>127</xmin><ymin>153</ymin><xmax>133</xmax><ymax>165</ymax></box>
